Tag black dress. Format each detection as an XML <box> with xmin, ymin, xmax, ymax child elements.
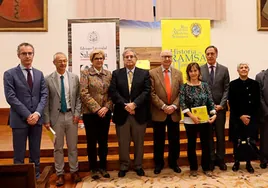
<box><xmin>228</xmin><ymin>78</ymin><xmax>260</xmax><ymax>161</ymax></box>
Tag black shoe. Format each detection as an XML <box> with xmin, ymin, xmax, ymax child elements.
<box><xmin>246</xmin><ymin>162</ymin><xmax>254</xmax><ymax>173</ymax></box>
<box><xmin>71</xmin><ymin>172</ymin><xmax>82</xmax><ymax>183</ymax></box>
<box><xmin>203</xmin><ymin>171</ymin><xmax>214</xmax><ymax>177</ymax></box>
<box><xmin>215</xmin><ymin>160</ymin><xmax>227</xmax><ymax>171</ymax></box>
<box><xmin>210</xmin><ymin>161</ymin><xmax>215</xmax><ymax>171</ymax></box>
<box><xmin>260</xmin><ymin>162</ymin><xmax>267</xmax><ymax>169</ymax></box>
<box><xmin>56</xmin><ymin>175</ymin><xmax>65</xmax><ymax>187</ymax></box>
<box><xmin>118</xmin><ymin>170</ymin><xmax>128</xmax><ymax>177</ymax></box>
<box><xmin>99</xmin><ymin>169</ymin><xmax>110</xmax><ymax>178</ymax></box>
<box><xmin>135</xmin><ymin>168</ymin><xmax>145</xmax><ymax>176</ymax></box>
<box><xmin>91</xmin><ymin>170</ymin><xmax>100</xmax><ymax>180</ymax></box>
<box><xmin>218</xmin><ymin>162</ymin><xmax>227</xmax><ymax>171</ymax></box>
<box><xmin>154</xmin><ymin>166</ymin><xmax>162</xmax><ymax>174</ymax></box>
<box><xmin>189</xmin><ymin>170</ymin><xmax>198</xmax><ymax>177</ymax></box>
<box><xmin>170</xmin><ymin>166</ymin><xmax>181</xmax><ymax>173</ymax></box>
<box><xmin>232</xmin><ymin>161</ymin><xmax>240</xmax><ymax>172</ymax></box>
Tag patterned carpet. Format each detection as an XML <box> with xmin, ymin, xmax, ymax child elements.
<box><xmin>76</xmin><ymin>162</ymin><xmax>268</xmax><ymax>188</ymax></box>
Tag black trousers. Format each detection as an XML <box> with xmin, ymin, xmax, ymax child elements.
<box><xmin>184</xmin><ymin>123</ymin><xmax>211</xmax><ymax>171</ymax></box>
<box><xmin>260</xmin><ymin>116</ymin><xmax>268</xmax><ymax>163</ymax></box>
<box><xmin>83</xmin><ymin>111</ymin><xmax>111</xmax><ymax>170</ymax></box>
<box><xmin>153</xmin><ymin>115</ymin><xmax>180</xmax><ymax>168</ymax></box>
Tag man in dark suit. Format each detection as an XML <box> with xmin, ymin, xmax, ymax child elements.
<box><xmin>200</xmin><ymin>45</ymin><xmax>230</xmax><ymax>171</ymax></box>
<box><xmin>3</xmin><ymin>42</ymin><xmax>48</xmax><ymax>178</ymax></box>
<box><xmin>149</xmin><ymin>50</ymin><xmax>183</xmax><ymax>174</ymax></box>
<box><xmin>43</xmin><ymin>52</ymin><xmax>81</xmax><ymax>186</ymax></box>
<box><xmin>256</xmin><ymin>69</ymin><xmax>268</xmax><ymax>169</ymax></box>
<box><xmin>109</xmin><ymin>49</ymin><xmax>151</xmax><ymax>177</ymax></box>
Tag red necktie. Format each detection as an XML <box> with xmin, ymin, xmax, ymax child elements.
<box><xmin>164</xmin><ymin>69</ymin><xmax>171</xmax><ymax>103</ymax></box>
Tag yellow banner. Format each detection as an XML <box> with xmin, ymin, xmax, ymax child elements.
<box><xmin>161</xmin><ymin>19</ymin><xmax>211</xmax><ymax>81</ymax></box>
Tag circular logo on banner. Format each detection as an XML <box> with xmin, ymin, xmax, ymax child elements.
<box><xmin>191</xmin><ymin>23</ymin><xmax>201</xmax><ymax>37</ymax></box>
<box><xmin>87</xmin><ymin>31</ymin><xmax>99</xmax><ymax>44</ymax></box>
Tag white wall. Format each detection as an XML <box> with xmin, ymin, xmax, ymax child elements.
<box><xmin>0</xmin><ymin>0</ymin><xmax>267</xmax><ymax>107</ymax></box>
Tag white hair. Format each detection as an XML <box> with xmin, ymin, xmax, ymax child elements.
<box><xmin>53</xmin><ymin>52</ymin><xmax>67</xmax><ymax>61</ymax></box>
<box><xmin>237</xmin><ymin>63</ymin><xmax>250</xmax><ymax>70</ymax></box>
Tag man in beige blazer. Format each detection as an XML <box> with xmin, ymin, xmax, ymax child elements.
<box><xmin>149</xmin><ymin>50</ymin><xmax>183</xmax><ymax>174</ymax></box>
<box><xmin>43</xmin><ymin>52</ymin><xmax>81</xmax><ymax>186</ymax></box>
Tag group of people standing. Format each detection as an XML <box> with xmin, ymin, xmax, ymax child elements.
<box><xmin>3</xmin><ymin>42</ymin><xmax>268</xmax><ymax>186</ymax></box>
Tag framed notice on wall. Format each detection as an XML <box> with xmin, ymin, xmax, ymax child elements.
<box><xmin>68</xmin><ymin>18</ymin><xmax>120</xmax><ymax>76</ymax></box>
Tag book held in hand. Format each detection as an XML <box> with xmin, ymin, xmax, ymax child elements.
<box><xmin>46</xmin><ymin>127</ymin><xmax>56</xmax><ymax>144</ymax></box>
<box><xmin>191</xmin><ymin>106</ymin><xmax>209</xmax><ymax>123</ymax></box>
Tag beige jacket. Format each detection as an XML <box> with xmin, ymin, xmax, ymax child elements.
<box><xmin>149</xmin><ymin>66</ymin><xmax>183</xmax><ymax>122</ymax></box>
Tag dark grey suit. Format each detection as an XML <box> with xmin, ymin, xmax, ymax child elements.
<box><xmin>3</xmin><ymin>65</ymin><xmax>48</xmax><ymax>178</ymax></box>
<box><xmin>256</xmin><ymin>69</ymin><xmax>268</xmax><ymax>163</ymax></box>
<box><xmin>200</xmin><ymin>63</ymin><xmax>230</xmax><ymax>162</ymax></box>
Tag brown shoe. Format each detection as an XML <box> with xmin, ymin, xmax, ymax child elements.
<box><xmin>71</xmin><ymin>171</ymin><xmax>82</xmax><ymax>183</ymax></box>
<box><xmin>56</xmin><ymin>175</ymin><xmax>65</xmax><ymax>187</ymax></box>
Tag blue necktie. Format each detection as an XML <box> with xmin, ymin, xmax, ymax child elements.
<box><xmin>60</xmin><ymin>75</ymin><xmax>67</xmax><ymax>112</ymax></box>
<box><xmin>210</xmin><ymin>66</ymin><xmax>215</xmax><ymax>84</ymax></box>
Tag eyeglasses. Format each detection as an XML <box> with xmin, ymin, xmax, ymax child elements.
<box><xmin>124</xmin><ymin>55</ymin><xmax>136</xmax><ymax>59</ymax></box>
<box><xmin>206</xmin><ymin>52</ymin><xmax>216</xmax><ymax>56</ymax></box>
<box><xmin>93</xmin><ymin>57</ymin><xmax>103</xmax><ymax>61</ymax></box>
<box><xmin>57</xmin><ymin>60</ymin><xmax>68</xmax><ymax>63</ymax></box>
<box><xmin>162</xmin><ymin>56</ymin><xmax>172</xmax><ymax>59</ymax></box>
<box><xmin>20</xmin><ymin>52</ymin><xmax>34</xmax><ymax>56</ymax></box>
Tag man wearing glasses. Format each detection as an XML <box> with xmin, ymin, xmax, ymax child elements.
<box><xmin>109</xmin><ymin>49</ymin><xmax>151</xmax><ymax>177</ymax></box>
<box><xmin>43</xmin><ymin>52</ymin><xmax>81</xmax><ymax>186</ymax></box>
<box><xmin>3</xmin><ymin>42</ymin><xmax>48</xmax><ymax>179</ymax></box>
<box><xmin>149</xmin><ymin>50</ymin><xmax>183</xmax><ymax>174</ymax></box>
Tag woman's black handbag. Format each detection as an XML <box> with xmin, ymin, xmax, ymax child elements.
<box><xmin>235</xmin><ymin>137</ymin><xmax>260</xmax><ymax>161</ymax></box>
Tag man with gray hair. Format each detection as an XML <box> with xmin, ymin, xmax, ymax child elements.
<box><xmin>43</xmin><ymin>52</ymin><xmax>81</xmax><ymax>186</ymax></box>
<box><xmin>228</xmin><ymin>63</ymin><xmax>260</xmax><ymax>173</ymax></box>
<box><xmin>109</xmin><ymin>49</ymin><xmax>151</xmax><ymax>177</ymax></box>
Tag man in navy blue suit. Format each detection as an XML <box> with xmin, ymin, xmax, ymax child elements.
<box><xmin>3</xmin><ymin>42</ymin><xmax>48</xmax><ymax>178</ymax></box>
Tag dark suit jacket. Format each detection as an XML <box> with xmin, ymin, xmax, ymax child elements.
<box><xmin>109</xmin><ymin>67</ymin><xmax>151</xmax><ymax>126</ymax></box>
<box><xmin>3</xmin><ymin>65</ymin><xmax>48</xmax><ymax>128</ymax></box>
<box><xmin>200</xmin><ymin>63</ymin><xmax>230</xmax><ymax>110</ymax></box>
<box><xmin>256</xmin><ymin>69</ymin><xmax>268</xmax><ymax>117</ymax></box>
<box><xmin>228</xmin><ymin>78</ymin><xmax>260</xmax><ymax>141</ymax></box>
